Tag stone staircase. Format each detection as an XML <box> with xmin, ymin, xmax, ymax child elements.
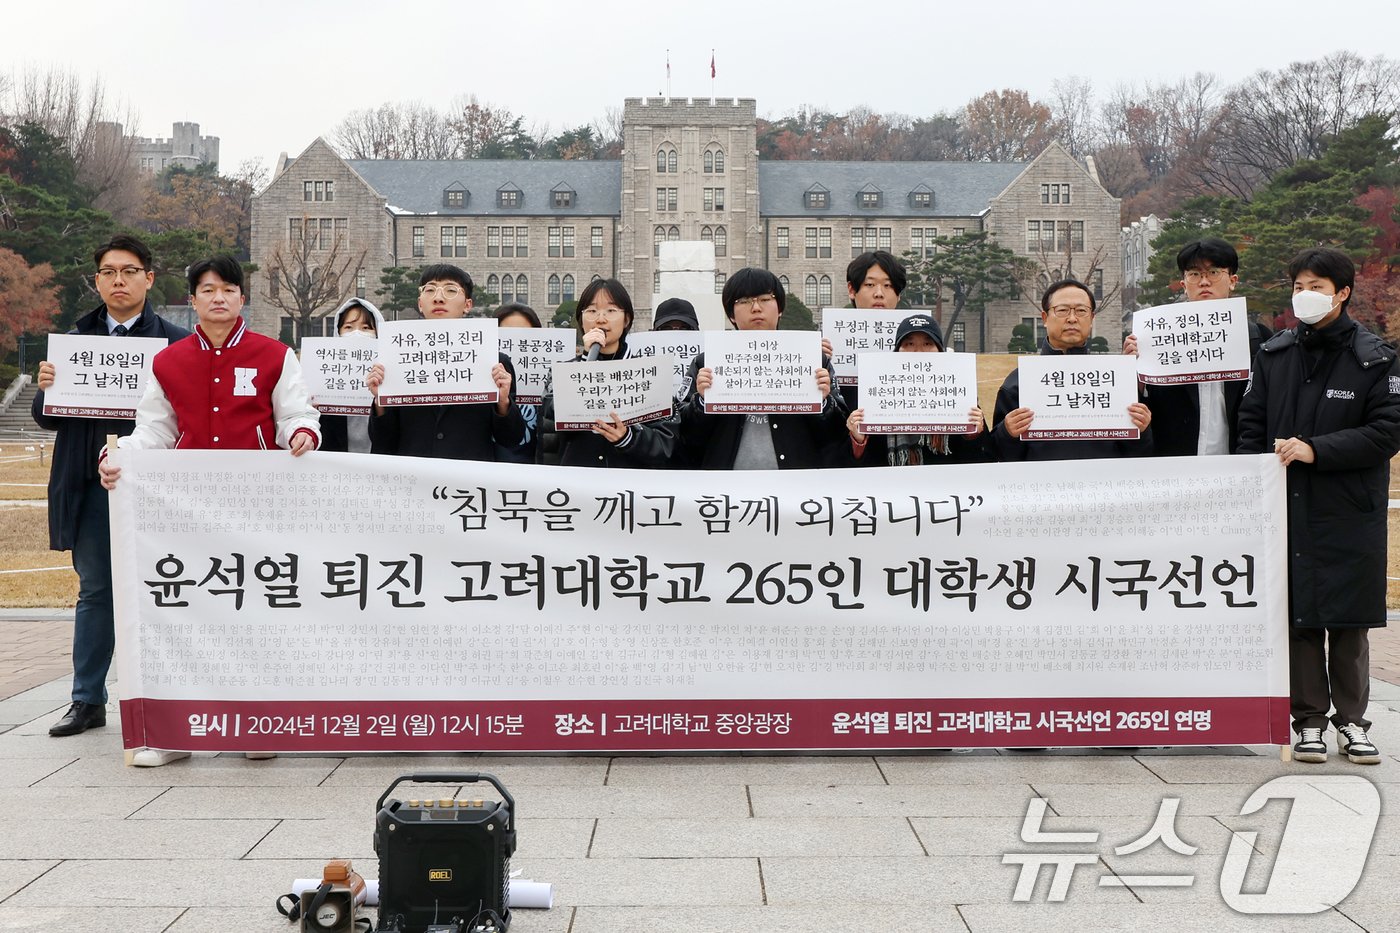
<box><xmin>0</xmin><ymin>379</ymin><xmax>52</xmax><ymax>439</ymax></box>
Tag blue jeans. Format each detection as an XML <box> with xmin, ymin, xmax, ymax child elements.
<box><xmin>69</xmin><ymin>480</ymin><xmax>114</xmax><ymax>705</ymax></box>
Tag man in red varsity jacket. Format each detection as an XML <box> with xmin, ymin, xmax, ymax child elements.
<box><xmin>98</xmin><ymin>255</ymin><xmax>318</xmax><ymax>767</ymax></box>
<box><xmin>101</xmin><ymin>255</ymin><xmax>320</xmax><ymax>466</ymax></box>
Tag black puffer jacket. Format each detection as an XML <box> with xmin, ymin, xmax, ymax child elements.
<box><xmin>1237</xmin><ymin>314</ymin><xmax>1400</xmax><ymax>628</ymax></box>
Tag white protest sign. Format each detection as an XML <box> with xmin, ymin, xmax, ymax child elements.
<box><xmin>377</xmin><ymin>318</ymin><xmax>498</xmax><ymax>407</ymax></box>
<box><xmin>703</xmin><ymin>330</ymin><xmax>823</xmax><ymax>414</ymax></box>
<box><xmin>628</xmin><ymin>332</ymin><xmax>703</xmax><ymax>399</ymax></box>
<box><xmin>108</xmin><ymin>449</ymin><xmax>1288</xmax><ymax>754</ymax></box>
<box><xmin>43</xmin><ymin>333</ymin><xmax>166</xmax><ymax>419</ymax></box>
<box><xmin>550</xmin><ymin>356</ymin><xmax>675</xmax><ymax>430</ymax></box>
<box><xmin>301</xmin><ymin>337</ymin><xmax>376</xmax><ymax>415</ymax></box>
<box><xmin>858</xmin><ymin>352</ymin><xmax>979</xmax><ymax>434</ymax></box>
<box><xmin>1018</xmin><ymin>355</ymin><xmax>1140</xmax><ymax>440</ymax></box>
<box><xmin>822</xmin><ymin>309</ymin><xmax>907</xmax><ymax>386</ymax></box>
<box><xmin>1135</xmin><ymin>297</ymin><xmax>1251</xmax><ymax>385</ymax></box>
<box><xmin>498</xmin><ymin>328</ymin><xmax>576</xmax><ymax>404</ymax></box>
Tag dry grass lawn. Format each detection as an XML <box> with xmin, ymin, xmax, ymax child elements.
<box><xmin>1</xmin><ymin>365</ymin><xmax>1398</xmax><ymax>609</ymax></box>
<box><xmin>0</xmin><ymin>443</ymin><xmax>52</xmax><ymax>501</ymax></box>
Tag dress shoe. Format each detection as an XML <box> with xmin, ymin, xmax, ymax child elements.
<box><xmin>131</xmin><ymin>748</ymin><xmax>191</xmax><ymax>767</ymax></box>
<box><xmin>244</xmin><ymin>752</ymin><xmax>277</xmax><ymax>760</ymax></box>
<box><xmin>49</xmin><ymin>701</ymin><xmax>106</xmax><ymax>737</ymax></box>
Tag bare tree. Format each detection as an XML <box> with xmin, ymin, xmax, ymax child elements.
<box><xmin>1016</xmin><ymin>234</ymin><xmax>1122</xmax><ymax>330</ymax></box>
<box><xmin>1049</xmin><ymin>76</ymin><xmax>1101</xmax><ymax>157</ymax></box>
<box><xmin>3</xmin><ymin>67</ymin><xmax>146</xmax><ymax>221</ymax></box>
<box><xmin>262</xmin><ymin>216</ymin><xmax>367</xmax><ymax>348</ymax></box>
<box><xmin>331</xmin><ymin>101</ymin><xmax>459</xmax><ymax>160</ymax></box>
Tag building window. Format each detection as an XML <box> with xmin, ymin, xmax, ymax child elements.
<box><xmin>776</xmin><ymin>226</ymin><xmax>789</xmax><ymax>259</ymax></box>
<box><xmin>549</xmin><ymin>227</ymin><xmax>562</xmax><ymax>257</ymax></box>
<box><xmin>304</xmin><ymin>180</ymin><xmax>335</xmax><ymax>202</ymax></box>
<box><xmin>779</xmin><ymin>275</ymin><xmax>789</xmax><ymax>294</ymax></box>
<box><xmin>455</xmin><ymin>227</ymin><xmax>468</xmax><ymax>257</ymax></box>
<box><xmin>818</xmin><ymin>274</ymin><xmax>833</xmax><ymax>307</ymax></box>
<box><xmin>714</xmin><ymin>149</ymin><xmax>724</xmax><ymax>173</ymax></box>
<box><xmin>910</xmin><ymin>190</ymin><xmax>932</xmax><ymax>208</ymax></box>
<box><xmin>319</xmin><ymin>218</ymin><xmax>336</xmax><ymax>249</ymax></box>
<box><xmin>654</xmin><ymin>270</ymin><xmax>660</xmax><ymax>291</ymax></box>
<box><xmin>486</xmin><ymin>274</ymin><xmax>499</xmax><ymax>297</ymax></box>
<box><xmin>335</xmin><ymin>218</ymin><xmax>347</xmax><ymax>242</ymax></box>
<box><xmin>859</xmin><ymin>190</ymin><xmax>882</xmax><ymax>208</ymax></box>
<box><xmin>703</xmin><ymin>188</ymin><xmax>714</xmax><ymax>212</ymax></box>
<box><xmin>657</xmin><ymin>187</ymin><xmax>678</xmax><ymax>212</ymax></box>
<box><xmin>356</xmin><ymin>269</ymin><xmax>366</xmax><ymax>299</ymax></box>
<box><xmin>515</xmin><ymin>226</ymin><xmax>528</xmax><ymax>257</ymax></box>
<box><xmin>654</xmin><ymin>226</ymin><xmax>665</xmax><ymax>257</ymax></box>
<box><xmin>1071</xmin><ymin>220</ymin><xmax>1084</xmax><ymax>252</ymax></box>
<box><xmin>289</xmin><ymin>218</ymin><xmax>302</xmax><ymax>243</ymax></box>
<box><xmin>562</xmin><ymin>226</ymin><xmax>574</xmax><ymax>257</ymax></box>
<box><xmin>548</xmin><ymin>274</ymin><xmax>561</xmax><ymax>305</ymax></box>
<box><xmin>878</xmin><ymin>228</ymin><xmax>891</xmax><ymax>252</ymax></box>
<box><xmin>804</xmin><ymin>274</ymin><xmax>818</xmax><ymax>306</ymax></box>
<box><xmin>1041</xmin><ymin>184</ymin><xmax>1051</xmax><ymax>205</ymax></box>
<box><xmin>552</xmin><ymin>190</ymin><xmax>573</xmax><ymax>208</ymax></box>
<box><xmin>950</xmin><ymin>321</ymin><xmax>966</xmax><ymax>352</ymax></box>
<box><xmin>487</xmin><ymin>226</ymin><xmax>500</xmax><ymax>257</ymax></box>
<box><xmin>497</xmin><ymin>188</ymin><xmax>520</xmax><ymax>208</ymax></box>
<box><xmin>501</xmin><ymin>226</ymin><xmax>515</xmax><ymax>257</ymax></box>
<box><xmin>818</xmin><ymin>227</ymin><xmax>831</xmax><ymax>259</ymax></box>
<box><xmin>668</xmin><ymin>225</ymin><xmax>680</xmax><ymax>241</ymax></box>
<box><xmin>912</xmin><ymin>227</ymin><xmax>939</xmax><ymax>259</ymax></box>
<box><xmin>805</xmin><ymin>227</ymin><xmax>817</xmax><ymax>259</ymax></box>
<box><xmin>440</xmin><ymin>227</ymin><xmax>452</xmax><ymax>258</ymax></box>
<box><xmin>562</xmin><ymin>274</ymin><xmax>575</xmax><ymax>302</ymax></box>
<box><xmin>1026</xmin><ymin>221</ymin><xmax>1040</xmax><ymax>252</ymax></box>
<box><xmin>713</xmin><ymin>188</ymin><xmax>725</xmax><ymax>210</ymax></box>
<box><xmin>412</xmin><ymin>225</ymin><xmax>425</xmax><ymax>258</ymax></box>
<box><xmin>953</xmin><ymin>227</ymin><xmax>965</xmax><ymax>237</ymax></box>
<box><xmin>269</xmin><ymin>274</ymin><xmax>279</xmax><ymax>298</ymax></box>
<box><xmin>591</xmin><ymin>226</ymin><xmax>604</xmax><ymax>257</ymax></box>
<box><xmin>701</xmin><ymin>225</ymin><xmax>713</xmax><ymax>244</ymax></box>
<box><xmin>714</xmin><ymin>225</ymin><xmax>726</xmax><ymax>257</ymax></box>
<box><xmin>805</xmin><ymin>190</ymin><xmax>829</xmax><ymax>209</ymax></box>
<box><xmin>657</xmin><ymin>149</ymin><xmax>667</xmax><ymax>172</ymax></box>
<box><xmin>516</xmin><ymin>275</ymin><xmax>528</xmax><ymax>304</ymax></box>
<box><xmin>704</xmin><ymin>150</ymin><xmax>713</xmax><ymax>173</ymax></box>
<box><xmin>714</xmin><ymin>271</ymin><xmax>725</xmax><ymax>294</ymax></box>
<box><xmin>501</xmin><ymin>273</ymin><xmax>515</xmax><ymax>302</ymax></box>
<box><xmin>444</xmin><ymin>189</ymin><xmax>465</xmax><ymax>208</ymax></box>
<box><xmin>303</xmin><ymin>181</ymin><xmax>313</xmax><ymax>201</ymax></box>
<box><xmin>1093</xmin><ymin>269</ymin><xmax>1103</xmax><ymax>300</ymax></box>
<box><xmin>667</xmin><ymin>150</ymin><xmax>677</xmax><ymax>173</ymax></box>
<box><xmin>1042</xmin><ymin>183</ymin><xmax>1071</xmax><ymax>204</ymax></box>
<box><xmin>851</xmin><ymin>227</ymin><xmax>864</xmax><ymax>257</ymax></box>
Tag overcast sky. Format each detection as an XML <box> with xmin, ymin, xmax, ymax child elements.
<box><xmin>9</xmin><ymin>0</ymin><xmax>1400</xmax><ymax>175</ymax></box>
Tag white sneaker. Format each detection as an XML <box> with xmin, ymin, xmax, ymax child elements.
<box><xmin>244</xmin><ymin>752</ymin><xmax>277</xmax><ymax>760</ymax></box>
<box><xmin>131</xmin><ymin>748</ymin><xmax>191</xmax><ymax>768</ymax></box>
<box><xmin>1337</xmin><ymin>723</ymin><xmax>1381</xmax><ymax>765</ymax></box>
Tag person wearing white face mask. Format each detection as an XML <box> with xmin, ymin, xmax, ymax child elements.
<box><xmin>1238</xmin><ymin>247</ymin><xmax>1400</xmax><ymax>766</ymax></box>
<box><xmin>320</xmin><ymin>299</ymin><xmax>386</xmax><ymax>454</ymax></box>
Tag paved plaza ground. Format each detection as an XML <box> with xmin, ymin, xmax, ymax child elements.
<box><xmin>0</xmin><ymin>609</ymin><xmax>1397</xmax><ymax>932</ymax></box>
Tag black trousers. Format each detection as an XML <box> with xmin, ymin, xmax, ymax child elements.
<box><xmin>1290</xmin><ymin>626</ymin><xmax>1372</xmax><ymax>731</ymax></box>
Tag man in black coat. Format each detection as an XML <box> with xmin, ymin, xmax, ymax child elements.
<box><xmin>32</xmin><ymin>235</ymin><xmax>190</xmax><ymax>737</ymax></box>
<box><xmin>1133</xmin><ymin>238</ymin><xmax>1271</xmax><ymax>456</ymax></box>
<box><xmin>679</xmin><ymin>268</ymin><xmax>847</xmax><ymax>470</ymax></box>
<box><xmin>992</xmin><ymin>279</ymin><xmax>1153</xmax><ymax>461</ymax></box>
<box><xmin>1238</xmin><ymin>247</ymin><xmax>1400</xmax><ymax>765</ymax></box>
<box><xmin>365</xmin><ymin>264</ymin><xmax>525</xmax><ymax>460</ymax></box>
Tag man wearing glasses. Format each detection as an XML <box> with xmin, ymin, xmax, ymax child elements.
<box><xmin>364</xmin><ymin>263</ymin><xmax>525</xmax><ymax>460</ymax></box>
<box><xmin>992</xmin><ymin>278</ymin><xmax>1153</xmax><ymax>461</ymax></box>
<box><xmin>34</xmin><ymin>235</ymin><xmax>190</xmax><ymax>740</ymax></box>
<box><xmin>679</xmin><ymin>267</ymin><xmax>847</xmax><ymax>469</ymax></box>
<box><xmin>1131</xmin><ymin>238</ymin><xmax>1271</xmax><ymax>457</ymax></box>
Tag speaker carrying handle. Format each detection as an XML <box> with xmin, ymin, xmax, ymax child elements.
<box><xmin>375</xmin><ymin>772</ymin><xmax>516</xmax><ymax>820</ymax></box>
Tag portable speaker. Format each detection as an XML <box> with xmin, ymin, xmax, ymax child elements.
<box><xmin>373</xmin><ymin>772</ymin><xmax>516</xmax><ymax>933</ymax></box>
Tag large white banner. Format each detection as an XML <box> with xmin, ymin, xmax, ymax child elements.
<box><xmin>109</xmin><ymin>451</ymin><xmax>1289</xmax><ymax>753</ymax></box>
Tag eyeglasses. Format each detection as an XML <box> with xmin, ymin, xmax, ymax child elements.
<box><xmin>419</xmin><ymin>283</ymin><xmax>465</xmax><ymax>299</ymax></box>
<box><xmin>1183</xmin><ymin>268</ymin><xmax>1229</xmax><ymax>282</ymax></box>
<box><xmin>581</xmin><ymin>306</ymin><xmax>626</xmax><ymax>319</ymax></box>
<box><xmin>733</xmin><ymin>294</ymin><xmax>777</xmax><ymax>311</ymax></box>
<box><xmin>97</xmin><ymin>267</ymin><xmax>147</xmax><ymax>281</ymax></box>
<box><xmin>1047</xmin><ymin>305</ymin><xmax>1094</xmax><ymax>319</ymax></box>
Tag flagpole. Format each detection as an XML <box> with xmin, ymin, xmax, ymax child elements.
<box><xmin>710</xmin><ymin>49</ymin><xmax>715</xmax><ymax>100</ymax></box>
<box><xmin>666</xmin><ymin>49</ymin><xmax>671</xmax><ymax>100</ymax></box>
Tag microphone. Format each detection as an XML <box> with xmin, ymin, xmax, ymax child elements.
<box><xmin>585</xmin><ymin>342</ymin><xmax>602</xmax><ymax>362</ymax></box>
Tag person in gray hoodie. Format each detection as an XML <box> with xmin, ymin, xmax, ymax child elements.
<box><xmin>319</xmin><ymin>297</ymin><xmax>387</xmax><ymax>453</ymax></box>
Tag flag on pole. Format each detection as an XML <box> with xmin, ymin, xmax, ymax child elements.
<box><xmin>710</xmin><ymin>51</ymin><xmax>716</xmax><ymax>79</ymax></box>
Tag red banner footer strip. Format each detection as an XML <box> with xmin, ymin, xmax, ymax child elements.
<box><xmin>121</xmin><ymin>696</ymin><xmax>1288</xmax><ymax>753</ymax></box>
